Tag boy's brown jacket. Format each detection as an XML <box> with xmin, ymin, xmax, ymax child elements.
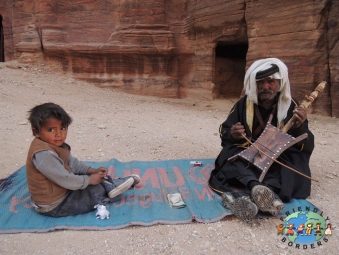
<box><xmin>26</xmin><ymin>138</ymin><xmax>72</xmax><ymax>205</ymax></box>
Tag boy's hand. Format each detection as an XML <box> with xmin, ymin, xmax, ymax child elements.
<box><xmin>87</xmin><ymin>167</ymin><xmax>108</xmax><ymax>176</ymax></box>
<box><xmin>88</xmin><ymin>172</ymin><xmax>105</xmax><ymax>185</ymax></box>
<box><xmin>97</xmin><ymin>167</ymin><xmax>108</xmax><ymax>176</ymax></box>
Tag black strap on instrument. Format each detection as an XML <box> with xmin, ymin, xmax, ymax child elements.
<box><xmin>252</xmin><ymin>104</ymin><xmax>277</xmax><ymax>139</ymax></box>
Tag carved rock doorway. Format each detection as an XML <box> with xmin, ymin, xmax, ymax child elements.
<box><xmin>213</xmin><ymin>42</ymin><xmax>248</xmax><ymax>99</ymax></box>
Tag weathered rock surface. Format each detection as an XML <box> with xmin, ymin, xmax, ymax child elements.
<box><xmin>0</xmin><ymin>0</ymin><xmax>338</xmax><ymax>116</ymax></box>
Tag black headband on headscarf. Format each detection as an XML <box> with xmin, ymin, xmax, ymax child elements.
<box><xmin>255</xmin><ymin>64</ymin><xmax>279</xmax><ymax>80</ymax></box>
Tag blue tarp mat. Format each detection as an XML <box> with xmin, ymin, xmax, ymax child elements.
<box><xmin>0</xmin><ymin>158</ymin><xmax>318</xmax><ymax>233</ymax></box>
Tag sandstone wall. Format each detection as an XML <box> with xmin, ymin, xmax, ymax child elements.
<box><xmin>245</xmin><ymin>0</ymin><xmax>331</xmax><ymax>115</ymax></box>
<box><xmin>0</xmin><ymin>0</ymin><xmax>338</xmax><ymax>116</ymax></box>
<box><xmin>0</xmin><ymin>1</ymin><xmax>15</xmax><ymax>60</ymax></box>
<box><xmin>328</xmin><ymin>0</ymin><xmax>339</xmax><ymax>117</ymax></box>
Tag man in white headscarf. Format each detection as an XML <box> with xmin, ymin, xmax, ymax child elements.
<box><xmin>208</xmin><ymin>58</ymin><xmax>314</xmax><ymax>221</ymax></box>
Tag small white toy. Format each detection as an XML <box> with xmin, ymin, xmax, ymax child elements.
<box><xmin>94</xmin><ymin>204</ymin><xmax>110</xmax><ymax>220</ymax></box>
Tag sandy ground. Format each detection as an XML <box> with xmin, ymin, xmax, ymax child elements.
<box><xmin>0</xmin><ymin>55</ymin><xmax>338</xmax><ymax>254</ymax></box>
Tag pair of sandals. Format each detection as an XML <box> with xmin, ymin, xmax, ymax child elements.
<box><xmin>222</xmin><ymin>185</ymin><xmax>285</xmax><ymax>222</ymax></box>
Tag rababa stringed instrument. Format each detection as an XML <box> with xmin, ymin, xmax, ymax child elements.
<box><xmin>228</xmin><ymin>81</ymin><xmax>326</xmax><ymax>182</ymax></box>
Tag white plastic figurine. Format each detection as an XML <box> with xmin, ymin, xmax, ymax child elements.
<box><xmin>94</xmin><ymin>204</ymin><xmax>110</xmax><ymax>219</ymax></box>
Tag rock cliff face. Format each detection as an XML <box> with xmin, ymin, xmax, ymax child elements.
<box><xmin>0</xmin><ymin>0</ymin><xmax>338</xmax><ymax>116</ymax></box>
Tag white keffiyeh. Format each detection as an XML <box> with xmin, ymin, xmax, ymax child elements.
<box><xmin>244</xmin><ymin>58</ymin><xmax>291</xmax><ymax>129</ymax></box>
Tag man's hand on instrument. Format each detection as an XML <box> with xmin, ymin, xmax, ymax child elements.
<box><xmin>231</xmin><ymin>122</ymin><xmax>245</xmax><ymax>140</ymax></box>
<box><xmin>293</xmin><ymin>107</ymin><xmax>307</xmax><ymax>128</ymax></box>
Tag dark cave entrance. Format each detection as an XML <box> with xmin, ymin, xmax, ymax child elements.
<box><xmin>0</xmin><ymin>14</ymin><xmax>4</xmax><ymax>62</ymax></box>
<box><xmin>213</xmin><ymin>42</ymin><xmax>248</xmax><ymax>99</ymax></box>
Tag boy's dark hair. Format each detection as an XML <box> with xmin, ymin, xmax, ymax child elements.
<box><xmin>28</xmin><ymin>103</ymin><xmax>72</xmax><ymax>135</ymax></box>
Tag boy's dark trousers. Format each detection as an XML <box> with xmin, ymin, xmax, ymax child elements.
<box><xmin>42</xmin><ymin>184</ymin><xmax>116</xmax><ymax>217</ymax></box>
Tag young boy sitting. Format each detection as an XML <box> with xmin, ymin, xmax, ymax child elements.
<box><xmin>26</xmin><ymin>102</ymin><xmax>140</xmax><ymax>217</ymax></box>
